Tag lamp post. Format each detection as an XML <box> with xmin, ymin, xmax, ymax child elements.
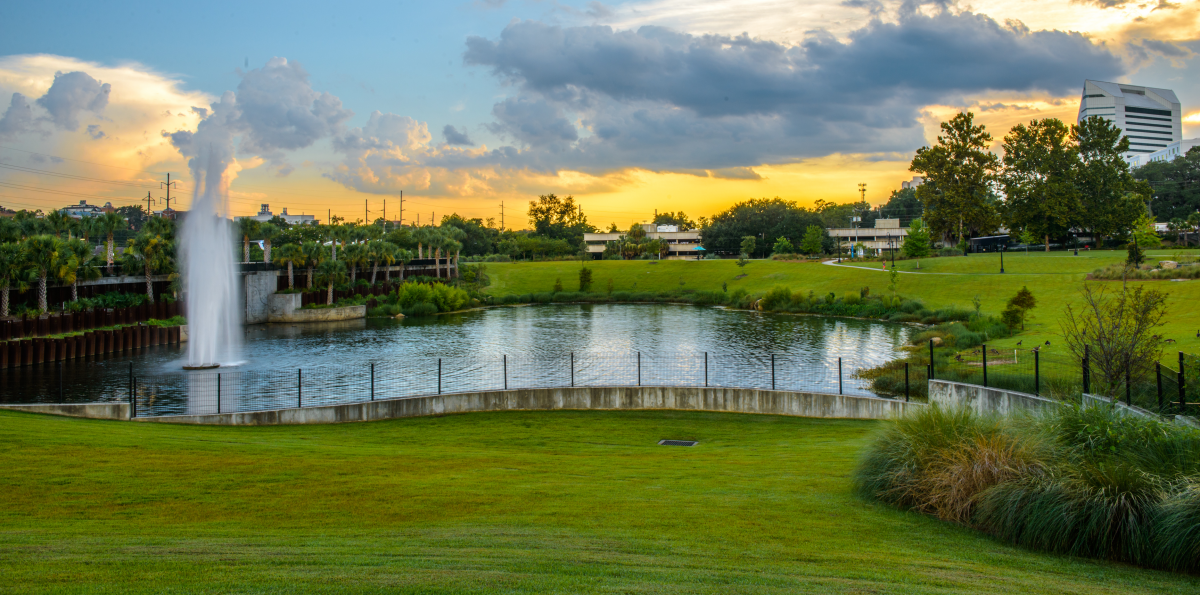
<box><xmin>1073</xmin><ymin>234</ymin><xmax>1078</xmax><ymax>256</ymax></box>
<box><xmin>999</xmin><ymin>242</ymin><xmax>1005</xmax><ymax>274</ymax></box>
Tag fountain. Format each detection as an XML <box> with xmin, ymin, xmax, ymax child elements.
<box><xmin>180</xmin><ymin>148</ymin><xmax>242</xmax><ymax>369</ymax></box>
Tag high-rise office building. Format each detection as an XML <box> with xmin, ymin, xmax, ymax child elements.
<box><xmin>1077</xmin><ymin>80</ymin><xmax>1182</xmax><ymax>161</ymax></box>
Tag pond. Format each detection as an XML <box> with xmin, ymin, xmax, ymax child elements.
<box><xmin>1</xmin><ymin>304</ymin><xmax>914</xmax><ymax>414</ymax></box>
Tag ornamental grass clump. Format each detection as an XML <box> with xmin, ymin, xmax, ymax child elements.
<box><xmin>855</xmin><ymin>404</ymin><xmax>1200</xmax><ymax>573</ymax></box>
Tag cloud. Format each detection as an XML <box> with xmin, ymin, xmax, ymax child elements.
<box><xmin>1138</xmin><ymin>38</ymin><xmax>1193</xmax><ymax>58</ymax></box>
<box><xmin>34</xmin><ymin>71</ymin><xmax>110</xmax><ymax>131</ymax></box>
<box><xmin>0</xmin><ymin>93</ymin><xmax>36</xmax><ymax>140</ymax></box>
<box><xmin>455</xmin><ymin>12</ymin><xmax>1125</xmax><ymax>174</ymax></box>
<box><xmin>442</xmin><ymin>124</ymin><xmax>475</xmax><ymax>146</ymax></box>
<box><xmin>86</xmin><ymin>124</ymin><xmax>105</xmax><ymax>139</ymax></box>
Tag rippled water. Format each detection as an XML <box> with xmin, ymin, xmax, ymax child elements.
<box><xmin>1</xmin><ymin>304</ymin><xmax>913</xmax><ymax>412</ymax></box>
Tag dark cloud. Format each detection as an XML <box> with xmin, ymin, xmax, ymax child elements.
<box><xmin>442</xmin><ymin>124</ymin><xmax>475</xmax><ymax>146</ymax></box>
<box><xmin>456</xmin><ymin>12</ymin><xmax>1126</xmax><ymax>174</ymax></box>
<box><xmin>35</xmin><ymin>71</ymin><xmax>110</xmax><ymax>131</ymax></box>
<box><xmin>86</xmin><ymin>124</ymin><xmax>106</xmax><ymax>140</ymax></box>
<box><xmin>0</xmin><ymin>93</ymin><xmax>36</xmax><ymax>141</ymax></box>
<box><xmin>1139</xmin><ymin>38</ymin><xmax>1192</xmax><ymax>58</ymax></box>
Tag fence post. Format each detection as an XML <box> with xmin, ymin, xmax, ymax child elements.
<box><xmin>982</xmin><ymin>344</ymin><xmax>988</xmax><ymax>387</ymax></box>
<box><xmin>217</xmin><ymin>373</ymin><xmax>221</xmax><ymax>414</ymax></box>
<box><xmin>59</xmin><ymin>360</ymin><xmax>63</xmax><ymax>402</ymax></box>
<box><xmin>298</xmin><ymin>369</ymin><xmax>302</xmax><ymax>408</ymax></box>
<box><xmin>371</xmin><ymin>363</ymin><xmax>375</xmax><ymax>401</ymax></box>
<box><xmin>1156</xmin><ymin>362</ymin><xmax>1163</xmax><ymax>412</ymax></box>
<box><xmin>637</xmin><ymin>352</ymin><xmax>641</xmax><ymax>386</ymax></box>
<box><xmin>438</xmin><ymin>358</ymin><xmax>442</xmax><ymax>394</ymax></box>
<box><xmin>838</xmin><ymin>357</ymin><xmax>843</xmax><ymax>395</ymax></box>
<box><xmin>128</xmin><ymin>362</ymin><xmax>135</xmax><ymax>419</ymax></box>
<box><xmin>904</xmin><ymin>362</ymin><xmax>910</xmax><ymax>402</ymax></box>
<box><xmin>570</xmin><ymin>352</ymin><xmax>574</xmax><ymax>388</ymax></box>
<box><xmin>771</xmin><ymin>354</ymin><xmax>775</xmax><ymax>390</ymax></box>
<box><xmin>1034</xmin><ymin>349</ymin><xmax>1040</xmax><ymax>396</ymax></box>
<box><xmin>929</xmin><ymin>339</ymin><xmax>935</xmax><ymax>379</ymax></box>
<box><xmin>1180</xmin><ymin>352</ymin><xmax>1187</xmax><ymax>414</ymax></box>
<box><xmin>704</xmin><ymin>352</ymin><xmax>708</xmax><ymax>388</ymax></box>
<box><xmin>1082</xmin><ymin>345</ymin><xmax>1090</xmax><ymax>395</ymax></box>
<box><xmin>503</xmin><ymin>355</ymin><xmax>507</xmax><ymax>390</ymax></box>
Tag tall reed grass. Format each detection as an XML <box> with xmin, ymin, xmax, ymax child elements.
<box><xmin>855</xmin><ymin>404</ymin><xmax>1200</xmax><ymax>572</ymax></box>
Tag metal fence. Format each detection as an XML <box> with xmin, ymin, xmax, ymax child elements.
<box><xmin>929</xmin><ymin>340</ymin><xmax>1197</xmax><ymax>417</ymax></box>
<box><xmin>123</xmin><ymin>352</ymin><xmax>887</xmax><ymax>417</ymax></box>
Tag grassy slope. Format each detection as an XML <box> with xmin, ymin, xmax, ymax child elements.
<box><xmin>483</xmin><ymin>250</ymin><xmax>1200</xmax><ymax>353</ymax></box>
<box><xmin>2</xmin><ymin>410</ymin><xmax>1195</xmax><ymax>594</ymax></box>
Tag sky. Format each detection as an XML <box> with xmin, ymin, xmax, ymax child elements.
<box><xmin>0</xmin><ymin>0</ymin><xmax>1197</xmax><ymax>229</ymax></box>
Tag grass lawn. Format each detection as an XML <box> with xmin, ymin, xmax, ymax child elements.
<box><xmin>483</xmin><ymin>250</ymin><xmax>1200</xmax><ymax>353</ymax></box>
<box><xmin>2</xmin><ymin>410</ymin><xmax>1197</xmax><ymax>593</ymax></box>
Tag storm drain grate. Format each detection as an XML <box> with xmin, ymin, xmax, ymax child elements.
<box><xmin>658</xmin><ymin>440</ymin><xmax>698</xmax><ymax>447</ymax></box>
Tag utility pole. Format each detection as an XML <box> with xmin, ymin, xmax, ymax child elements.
<box><xmin>142</xmin><ymin>191</ymin><xmax>156</xmax><ymax>215</ymax></box>
<box><xmin>858</xmin><ymin>182</ymin><xmax>867</xmax><ymax>202</ymax></box>
<box><xmin>499</xmin><ymin>201</ymin><xmax>504</xmax><ymax>230</ymax></box>
<box><xmin>398</xmin><ymin>190</ymin><xmax>404</xmax><ymax>226</ymax></box>
<box><xmin>365</xmin><ymin>199</ymin><xmax>370</xmax><ymax>224</ymax></box>
<box><xmin>159</xmin><ymin>173</ymin><xmax>177</xmax><ymax>216</ymax></box>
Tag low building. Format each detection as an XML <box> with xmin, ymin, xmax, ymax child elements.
<box><xmin>827</xmin><ymin>219</ymin><xmax>909</xmax><ymax>256</ymax></box>
<box><xmin>61</xmin><ymin>200</ymin><xmax>108</xmax><ymax>218</ymax></box>
<box><xmin>583</xmin><ymin>223</ymin><xmax>703</xmax><ymax>260</ymax></box>
<box><xmin>901</xmin><ymin>177</ymin><xmax>924</xmax><ymax>190</ymax></box>
<box><xmin>1127</xmin><ymin>138</ymin><xmax>1199</xmax><ymax>169</ymax></box>
<box><xmin>238</xmin><ymin>204</ymin><xmax>318</xmax><ymax>225</ymax></box>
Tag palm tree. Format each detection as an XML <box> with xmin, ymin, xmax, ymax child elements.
<box><xmin>443</xmin><ymin>238</ymin><xmax>463</xmax><ymax>279</ymax></box>
<box><xmin>238</xmin><ymin>218</ymin><xmax>261</xmax><ymax>263</ymax></box>
<box><xmin>23</xmin><ymin>235</ymin><xmax>61</xmax><ymax>312</ymax></box>
<box><xmin>443</xmin><ymin>226</ymin><xmax>467</xmax><ymax>278</ymax></box>
<box><xmin>125</xmin><ymin>232</ymin><xmax>173</xmax><ymax>301</ymax></box>
<box><xmin>328</xmin><ymin>224</ymin><xmax>353</xmax><ymax>261</ymax></box>
<box><xmin>342</xmin><ymin>242</ymin><xmax>369</xmax><ymax>283</ymax></box>
<box><xmin>45</xmin><ymin>209</ymin><xmax>71</xmax><ymax>238</ymax></box>
<box><xmin>366</xmin><ymin>240</ymin><xmax>389</xmax><ymax>285</ymax></box>
<box><xmin>258</xmin><ymin>222</ymin><xmax>281</xmax><ymax>263</ymax></box>
<box><xmin>273</xmin><ymin>243</ymin><xmax>305</xmax><ymax>290</ymax></box>
<box><xmin>0</xmin><ymin>243</ymin><xmax>27</xmax><ymax>317</ymax></box>
<box><xmin>412</xmin><ymin>227</ymin><xmax>432</xmax><ymax>259</ymax></box>
<box><xmin>394</xmin><ymin>247</ymin><xmax>412</xmax><ymax>282</ymax></box>
<box><xmin>54</xmin><ymin>238</ymin><xmax>102</xmax><ymax>302</ymax></box>
<box><xmin>300</xmin><ymin>241</ymin><xmax>326</xmax><ymax>289</ymax></box>
<box><xmin>0</xmin><ymin>218</ymin><xmax>21</xmax><ymax>243</ymax></box>
<box><xmin>95</xmin><ymin>212</ymin><xmax>128</xmax><ymax>271</ymax></box>
<box><xmin>315</xmin><ymin>259</ymin><xmax>348</xmax><ymax>305</ymax></box>
<box><xmin>77</xmin><ymin>216</ymin><xmax>98</xmax><ymax>242</ymax></box>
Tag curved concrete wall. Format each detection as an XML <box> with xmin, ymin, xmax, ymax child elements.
<box><xmin>136</xmin><ymin>386</ymin><xmax>920</xmax><ymax>425</ymax></box>
<box><xmin>0</xmin><ymin>402</ymin><xmax>130</xmax><ymax>420</ymax></box>
<box><xmin>929</xmin><ymin>380</ymin><xmax>1058</xmax><ymax>416</ymax></box>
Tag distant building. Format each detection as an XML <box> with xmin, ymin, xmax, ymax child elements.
<box><xmin>828</xmin><ymin>218</ymin><xmax>909</xmax><ymax>256</ymax></box>
<box><xmin>901</xmin><ymin>177</ymin><xmax>924</xmax><ymax>190</ymax></box>
<box><xmin>239</xmin><ymin>204</ymin><xmax>318</xmax><ymax>225</ymax></box>
<box><xmin>61</xmin><ymin>200</ymin><xmax>106</xmax><ymax>218</ymax></box>
<box><xmin>1077</xmin><ymin>80</ymin><xmax>1182</xmax><ymax>161</ymax></box>
<box><xmin>1126</xmin><ymin>138</ymin><xmax>1199</xmax><ymax>169</ymax></box>
<box><xmin>0</xmin><ymin>206</ymin><xmax>16</xmax><ymax>218</ymax></box>
<box><xmin>583</xmin><ymin>223</ymin><xmax>703</xmax><ymax>260</ymax></box>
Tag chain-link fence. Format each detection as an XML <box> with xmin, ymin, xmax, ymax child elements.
<box><xmin>121</xmin><ymin>352</ymin><xmax>884</xmax><ymax>417</ymax></box>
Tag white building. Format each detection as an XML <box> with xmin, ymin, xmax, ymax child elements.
<box><xmin>1077</xmin><ymin>80</ymin><xmax>1182</xmax><ymax>161</ymax></box>
<box><xmin>239</xmin><ymin>204</ymin><xmax>318</xmax><ymax>225</ymax></box>
<box><xmin>583</xmin><ymin>223</ymin><xmax>703</xmax><ymax>259</ymax></box>
<box><xmin>1126</xmin><ymin>138</ymin><xmax>1199</xmax><ymax>169</ymax></box>
<box><xmin>827</xmin><ymin>219</ymin><xmax>909</xmax><ymax>256</ymax></box>
<box><xmin>901</xmin><ymin>176</ymin><xmax>924</xmax><ymax>190</ymax></box>
<box><xmin>60</xmin><ymin>200</ymin><xmax>112</xmax><ymax>218</ymax></box>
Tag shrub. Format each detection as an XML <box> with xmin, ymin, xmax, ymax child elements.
<box><xmin>843</xmin><ymin>292</ymin><xmax>861</xmax><ymax>305</ymax></box>
<box><xmin>759</xmin><ymin>286</ymin><xmax>793</xmax><ymax>311</ymax></box>
<box><xmin>401</xmin><ymin>302</ymin><xmax>438</xmax><ymax>317</ymax></box>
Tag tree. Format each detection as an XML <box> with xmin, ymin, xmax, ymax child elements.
<box><xmin>527</xmin><ymin>194</ymin><xmax>595</xmax><ymax>245</ymax></box>
<box><xmin>800</xmin><ymin>225</ymin><xmax>824</xmax><ymax>255</ymax></box>
<box><xmin>55</xmin><ymin>238</ymin><xmax>101</xmax><ymax>302</ymax></box>
<box><xmin>579</xmin><ymin>266</ymin><xmax>593</xmax><ymax>292</ymax></box>
<box><xmin>300</xmin><ymin>241</ymin><xmax>326</xmax><ymax>289</ymax></box>
<box><xmin>23</xmin><ymin>235</ymin><xmax>61</xmax><ymax>312</ymax></box>
<box><xmin>772</xmin><ymin>236</ymin><xmax>794</xmax><ymax>255</ymax></box>
<box><xmin>45</xmin><ymin>209</ymin><xmax>71</xmax><ymax>238</ymax></box>
<box><xmin>259</xmin><ymin>223</ymin><xmax>281</xmax><ymax>263</ymax></box>
<box><xmin>740</xmin><ymin>236</ymin><xmax>757</xmax><ymax>258</ymax></box>
<box><xmin>238</xmin><ymin>218</ymin><xmax>260</xmax><ymax>263</ymax></box>
<box><xmin>442</xmin><ymin>225</ymin><xmax>468</xmax><ymax>277</ymax></box>
<box><xmin>1001</xmin><ymin>118</ymin><xmax>1081</xmax><ymax>251</ymax></box>
<box><xmin>1060</xmin><ymin>284</ymin><xmax>1168</xmax><ymax>397</ymax></box>
<box><xmin>273</xmin><ymin>243</ymin><xmax>304</xmax><ymax>290</ymax></box>
<box><xmin>700</xmin><ymin>197</ymin><xmax>825</xmax><ymax>256</ymax></box>
<box><xmin>342</xmin><ymin>242</ymin><xmax>369</xmax><ymax>283</ymax></box>
<box><xmin>327</xmin><ymin>224</ymin><xmax>353</xmax><ymax>261</ymax></box>
<box><xmin>125</xmin><ymin>232</ymin><xmax>173</xmax><ymax>301</ymax></box>
<box><xmin>878</xmin><ymin>187</ymin><xmax>924</xmax><ymax>222</ymax></box>
<box><xmin>1002</xmin><ymin>286</ymin><xmax>1037</xmax><ymax>330</ymax></box>
<box><xmin>1133</xmin><ymin>147</ymin><xmax>1200</xmax><ymax>224</ymax></box>
<box><xmin>95</xmin><ymin>212</ymin><xmax>127</xmax><ymax>271</ymax></box>
<box><xmin>653</xmin><ymin>211</ymin><xmax>696</xmax><ymax>230</ymax></box>
<box><xmin>315</xmin><ymin>259</ymin><xmax>348</xmax><ymax>305</ymax></box>
<box><xmin>0</xmin><ymin>243</ymin><xmax>27</xmax><ymax>317</ymax></box>
<box><xmin>115</xmin><ymin>205</ymin><xmax>149</xmax><ymax>232</ymax></box>
<box><xmin>440</xmin><ymin>213</ymin><xmax>498</xmax><ymax>256</ymax></box>
<box><xmin>902</xmin><ymin>219</ymin><xmax>931</xmax><ymax>268</ymax></box>
<box><xmin>910</xmin><ymin>112</ymin><xmax>1001</xmax><ymax>243</ymax></box>
<box><xmin>1076</xmin><ymin>116</ymin><xmax>1147</xmax><ymax>244</ymax></box>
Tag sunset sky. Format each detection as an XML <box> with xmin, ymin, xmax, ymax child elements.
<box><xmin>0</xmin><ymin>0</ymin><xmax>1197</xmax><ymax>229</ymax></box>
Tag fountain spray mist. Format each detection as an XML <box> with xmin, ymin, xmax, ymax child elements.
<box><xmin>181</xmin><ymin>147</ymin><xmax>241</xmax><ymax>367</ymax></box>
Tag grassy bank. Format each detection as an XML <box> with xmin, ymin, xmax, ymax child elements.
<box><xmin>1</xmin><ymin>410</ymin><xmax>1195</xmax><ymax>593</ymax></box>
<box><xmin>484</xmin><ymin>251</ymin><xmax>1200</xmax><ymax>353</ymax></box>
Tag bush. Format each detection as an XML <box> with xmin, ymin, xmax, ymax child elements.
<box><xmin>842</xmin><ymin>292</ymin><xmax>861</xmax><ymax>305</ymax></box>
<box><xmin>401</xmin><ymin>302</ymin><xmax>438</xmax><ymax>317</ymax></box>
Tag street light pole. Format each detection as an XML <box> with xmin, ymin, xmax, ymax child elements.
<box><xmin>1000</xmin><ymin>242</ymin><xmax>1005</xmax><ymax>274</ymax></box>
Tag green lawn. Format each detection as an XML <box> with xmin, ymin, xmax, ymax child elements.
<box><xmin>1</xmin><ymin>410</ymin><xmax>1196</xmax><ymax>593</ymax></box>
<box><xmin>484</xmin><ymin>251</ymin><xmax>1200</xmax><ymax>353</ymax></box>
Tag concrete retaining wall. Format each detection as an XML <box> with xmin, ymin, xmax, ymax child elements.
<box><xmin>929</xmin><ymin>380</ymin><xmax>1058</xmax><ymax>416</ymax></box>
<box><xmin>269</xmin><ymin>303</ymin><xmax>366</xmax><ymax>323</ymax></box>
<box><xmin>136</xmin><ymin>386</ymin><xmax>921</xmax><ymax>425</ymax></box>
<box><xmin>0</xmin><ymin>402</ymin><xmax>129</xmax><ymax>420</ymax></box>
<box><xmin>243</xmin><ymin>270</ymin><xmax>278</xmax><ymax>324</ymax></box>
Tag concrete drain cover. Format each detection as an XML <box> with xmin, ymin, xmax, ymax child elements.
<box><xmin>658</xmin><ymin>440</ymin><xmax>698</xmax><ymax>447</ymax></box>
